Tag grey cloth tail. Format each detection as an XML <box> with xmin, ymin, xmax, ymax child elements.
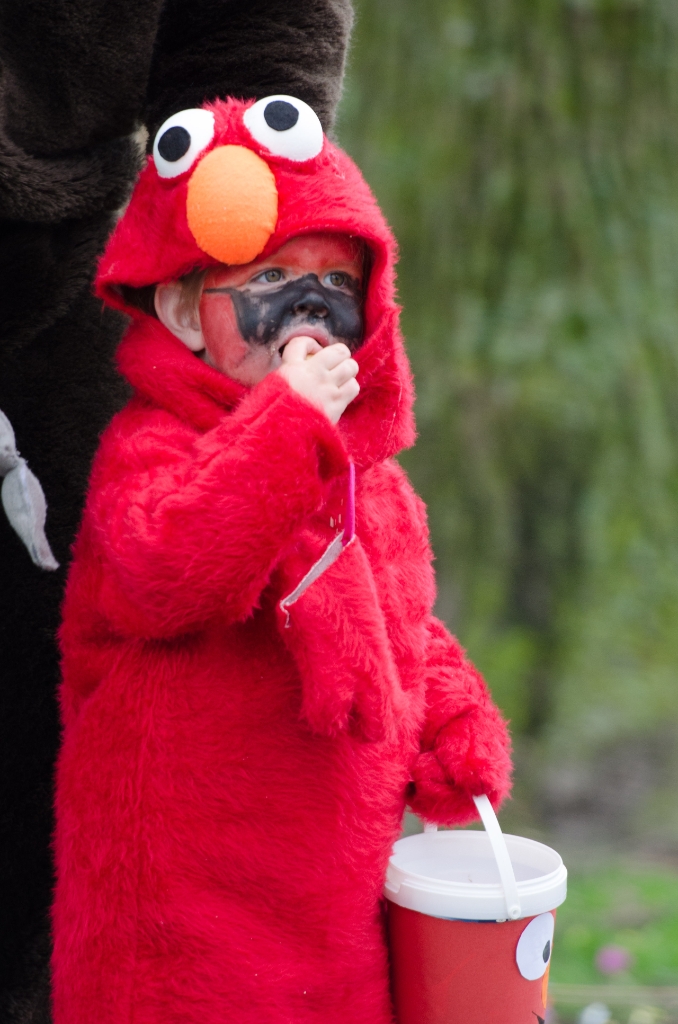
<box><xmin>0</xmin><ymin>410</ymin><xmax>59</xmax><ymax>571</ymax></box>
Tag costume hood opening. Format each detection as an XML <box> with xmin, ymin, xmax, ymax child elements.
<box><xmin>96</xmin><ymin>95</ymin><xmax>415</xmax><ymax>463</ymax></box>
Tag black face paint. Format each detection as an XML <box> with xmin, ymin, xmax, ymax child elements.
<box><xmin>203</xmin><ymin>273</ymin><xmax>364</xmax><ymax>351</ymax></box>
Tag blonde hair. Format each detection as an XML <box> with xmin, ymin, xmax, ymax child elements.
<box><xmin>175</xmin><ymin>267</ymin><xmax>208</xmax><ymax>326</ymax></box>
<box><xmin>118</xmin><ymin>267</ymin><xmax>207</xmax><ymax>320</ymax></box>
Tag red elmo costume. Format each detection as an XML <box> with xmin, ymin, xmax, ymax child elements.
<box><xmin>52</xmin><ymin>96</ymin><xmax>512</xmax><ymax>1024</ymax></box>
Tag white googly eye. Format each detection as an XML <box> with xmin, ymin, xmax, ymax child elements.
<box><xmin>516</xmin><ymin>913</ymin><xmax>554</xmax><ymax>981</ymax></box>
<box><xmin>153</xmin><ymin>109</ymin><xmax>215</xmax><ymax>179</ymax></box>
<box><xmin>243</xmin><ymin>95</ymin><xmax>323</xmax><ymax>162</ymax></box>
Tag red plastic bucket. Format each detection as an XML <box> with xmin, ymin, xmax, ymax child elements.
<box><xmin>385</xmin><ymin>796</ymin><xmax>567</xmax><ymax>1024</ymax></box>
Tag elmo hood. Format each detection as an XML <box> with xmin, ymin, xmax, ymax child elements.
<box><xmin>97</xmin><ymin>95</ymin><xmax>415</xmax><ymax>465</ymax></box>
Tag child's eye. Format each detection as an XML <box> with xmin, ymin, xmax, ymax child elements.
<box><xmin>253</xmin><ymin>269</ymin><xmax>284</xmax><ymax>284</ymax></box>
<box><xmin>326</xmin><ymin>272</ymin><xmax>348</xmax><ymax>288</ymax></box>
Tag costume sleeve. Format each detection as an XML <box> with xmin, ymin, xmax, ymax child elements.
<box><xmin>0</xmin><ymin>0</ymin><xmax>164</xmax><ymax>341</ymax></box>
<box><xmin>144</xmin><ymin>0</ymin><xmax>354</xmax><ymax>138</ymax></box>
<box><xmin>407</xmin><ymin>616</ymin><xmax>513</xmax><ymax>827</ymax></box>
<box><xmin>91</xmin><ymin>373</ymin><xmax>349</xmax><ymax>639</ymax></box>
<box><xmin>0</xmin><ymin>0</ymin><xmax>163</xmax><ymax>157</ymax></box>
<box><xmin>274</xmin><ymin>531</ymin><xmax>407</xmax><ymax>744</ymax></box>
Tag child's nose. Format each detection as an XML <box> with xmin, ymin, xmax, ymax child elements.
<box><xmin>293</xmin><ymin>289</ymin><xmax>330</xmax><ymax>318</ymax></box>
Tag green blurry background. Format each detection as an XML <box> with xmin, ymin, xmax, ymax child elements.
<box><xmin>337</xmin><ymin>0</ymin><xmax>678</xmax><ymax>1012</ymax></box>
<box><xmin>339</xmin><ymin>0</ymin><xmax>678</xmax><ymax>849</ymax></box>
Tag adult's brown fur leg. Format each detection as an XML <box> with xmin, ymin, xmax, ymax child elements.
<box><xmin>0</xmin><ymin>2</ymin><xmax>352</xmax><ymax>1020</ymax></box>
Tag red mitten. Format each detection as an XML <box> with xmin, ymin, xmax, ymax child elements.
<box><xmin>276</xmin><ymin>531</ymin><xmax>406</xmax><ymax>743</ymax></box>
<box><xmin>407</xmin><ymin>618</ymin><xmax>512</xmax><ymax>826</ymax></box>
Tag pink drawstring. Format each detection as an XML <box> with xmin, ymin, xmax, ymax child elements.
<box><xmin>342</xmin><ymin>461</ymin><xmax>355</xmax><ymax>546</ymax></box>
<box><xmin>280</xmin><ymin>461</ymin><xmax>356</xmax><ymax>627</ymax></box>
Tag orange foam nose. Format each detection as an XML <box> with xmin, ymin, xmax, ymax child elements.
<box><xmin>186</xmin><ymin>145</ymin><xmax>278</xmax><ymax>265</ymax></box>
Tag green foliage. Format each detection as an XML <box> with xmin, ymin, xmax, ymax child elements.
<box><xmin>338</xmin><ymin>0</ymin><xmax>678</xmax><ymax>820</ymax></box>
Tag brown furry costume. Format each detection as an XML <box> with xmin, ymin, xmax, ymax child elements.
<box><xmin>0</xmin><ymin>3</ymin><xmax>352</xmax><ymax>1020</ymax></box>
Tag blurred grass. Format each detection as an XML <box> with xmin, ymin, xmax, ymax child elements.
<box><xmin>553</xmin><ymin>863</ymin><xmax>678</xmax><ymax>987</ymax></box>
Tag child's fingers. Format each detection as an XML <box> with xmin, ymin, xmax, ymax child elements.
<box><xmin>282</xmin><ymin>336</ymin><xmax>322</xmax><ymax>363</ymax></box>
<box><xmin>338</xmin><ymin>378</ymin><xmax>360</xmax><ymax>403</ymax></box>
<box><xmin>330</xmin><ymin>357</ymin><xmax>359</xmax><ymax>386</ymax></box>
<box><xmin>314</xmin><ymin>342</ymin><xmax>352</xmax><ymax>370</ymax></box>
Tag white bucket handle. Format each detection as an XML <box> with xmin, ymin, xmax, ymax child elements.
<box><xmin>423</xmin><ymin>795</ymin><xmax>522</xmax><ymax>921</ymax></box>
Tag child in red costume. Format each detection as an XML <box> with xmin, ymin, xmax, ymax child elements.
<box><xmin>53</xmin><ymin>96</ymin><xmax>512</xmax><ymax>1024</ymax></box>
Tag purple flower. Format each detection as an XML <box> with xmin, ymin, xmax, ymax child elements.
<box><xmin>595</xmin><ymin>944</ymin><xmax>633</xmax><ymax>975</ymax></box>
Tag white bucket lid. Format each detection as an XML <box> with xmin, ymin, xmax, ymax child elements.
<box><xmin>385</xmin><ymin>796</ymin><xmax>567</xmax><ymax>922</ymax></box>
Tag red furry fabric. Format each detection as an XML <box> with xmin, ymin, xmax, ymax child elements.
<box><xmin>407</xmin><ymin>618</ymin><xmax>513</xmax><ymax>826</ymax></box>
<box><xmin>53</xmin><ymin>98</ymin><xmax>512</xmax><ymax>1024</ymax></box>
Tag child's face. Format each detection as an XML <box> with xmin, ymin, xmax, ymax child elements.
<box><xmin>198</xmin><ymin>233</ymin><xmax>363</xmax><ymax>386</ymax></box>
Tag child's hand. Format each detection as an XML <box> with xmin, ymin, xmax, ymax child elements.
<box><xmin>277</xmin><ymin>336</ymin><xmax>359</xmax><ymax>425</ymax></box>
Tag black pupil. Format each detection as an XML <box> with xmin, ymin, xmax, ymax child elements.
<box><xmin>158</xmin><ymin>126</ymin><xmax>191</xmax><ymax>162</ymax></box>
<box><xmin>264</xmin><ymin>101</ymin><xmax>299</xmax><ymax>132</ymax></box>
<box><xmin>542</xmin><ymin>940</ymin><xmax>551</xmax><ymax>963</ymax></box>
